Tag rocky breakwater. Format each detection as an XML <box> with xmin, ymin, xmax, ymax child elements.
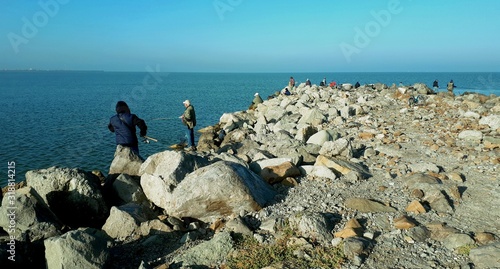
<box><xmin>1</xmin><ymin>82</ymin><xmax>499</xmax><ymax>269</ymax></box>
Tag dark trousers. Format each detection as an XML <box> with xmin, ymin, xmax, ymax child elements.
<box><xmin>187</xmin><ymin>128</ymin><xmax>195</xmax><ymax>147</ymax></box>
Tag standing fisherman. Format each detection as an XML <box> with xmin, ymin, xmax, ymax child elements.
<box><xmin>180</xmin><ymin>100</ymin><xmax>197</xmax><ymax>151</ymax></box>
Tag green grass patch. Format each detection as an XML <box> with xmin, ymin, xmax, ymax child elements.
<box><xmin>225</xmin><ymin>228</ymin><xmax>345</xmax><ymax>269</ymax></box>
<box><xmin>455</xmin><ymin>244</ymin><xmax>477</xmax><ymax>255</ymax></box>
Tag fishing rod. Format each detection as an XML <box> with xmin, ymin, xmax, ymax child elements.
<box><xmin>141</xmin><ymin>135</ymin><xmax>187</xmax><ymax>150</ymax></box>
<box><xmin>143</xmin><ymin>135</ymin><xmax>158</xmax><ymax>142</ymax></box>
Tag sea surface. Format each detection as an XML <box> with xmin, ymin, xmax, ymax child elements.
<box><xmin>1</xmin><ymin>71</ymin><xmax>499</xmax><ymax>187</ymax></box>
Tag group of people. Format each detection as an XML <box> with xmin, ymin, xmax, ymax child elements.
<box><xmin>290</xmin><ymin>76</ymin><xmax>340</xmax><ymax>89</ymax></box>
<box><xmin>433</xmin><ymin>79</ymin><xmax>456</xmax><ymax>92</ymax></box>
<box><xmin>108</xmin><ymin>99</ymin><xmax>197</xmax><ymax>157</ymax></box>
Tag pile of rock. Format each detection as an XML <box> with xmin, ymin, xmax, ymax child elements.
<box><xmin>1</xmin><ymin>82</ymin><xmax>499</xmax><ymax>268</ymax></box>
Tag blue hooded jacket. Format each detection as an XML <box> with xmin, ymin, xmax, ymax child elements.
<box><xmin>108</xmin><ymin>101</ymin><xmax>147</xmax><ymax>148</ymax></box>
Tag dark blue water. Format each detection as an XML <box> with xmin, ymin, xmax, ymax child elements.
<box><xmin>1</xmin><ymin>71</ymin><xmax>499</xmax><ymax>187</ymax></box>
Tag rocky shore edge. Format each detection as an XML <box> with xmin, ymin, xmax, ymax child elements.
<box><xmin>1</xmin><ymin>82</ymin><xmax>499</xmax><ymax>269</ymax></box>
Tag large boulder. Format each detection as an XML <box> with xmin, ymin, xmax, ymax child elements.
<box><xmin>140</xmin><ymin>150</ymin><xmax>210</xmax><ymax>209</ymax></box>
<box><xmin>0</xmin><ymin>187</ymin><xmax>62</xmax><ymax>242</ymax></box>
<box><xmin>249</xmin><ymin>157</ymin><xmax>296</xmax><ymax>175</ymax></box>
<box><xmin>111</xmin><ymin>173</ymin><xmax>148</xmax><ymax>206</ymax></box>
<box><xmin>469</xmin><ymin>242</ymin><xmax>500</xmax><ymax>269</ymax></box>
<box><xmin>315</xmin><ymin>155</ymin><xmax>371</xmax><ymax>179</ymax></box>
<box><xmin>101</xmin><ymin>203</ymin><xmax>149</xmax><ymax>241</ymax></box>
<box><xmin>289</xmin><ymin>212</ymin><xmax>334</xmax><ymax>245</ymax></box>
<box><xmin>25</xmin><ymin>167</ymin><xmax>108</xmax><ymax>228</ymax></box>
<box><xmin>162</xmin><ymin>161</ymin><xmax>277</xmax><ymax>223</ymax></box>
<box><xmin>298</xmin><ymin>108</ymin><xmax>327</xmax><ymax>126</ymax></box>
<box><xmin>44</xmin><ymin>228</ymin><xmax>111</xmax><ymax>269</ymax></box>
<box><xmin>171</xmin><ymin>231</ymin><xmax>234</xmax><ymax>267</ymax></box>
<box><xmin>260</xmin><ymin>161</ymin><xmax>301</xmax><ymax>184</ymax></box>
<box><xmin>319</xmin><ymin>138</ymin><xmax>353</xmax><ymax>158</ymax></box>
<box><xmin>479</xmin><ymin>114</ymin><xmax>500</xmax><ymax>130</ymax></box>
<box><xmin>413</xmin><ymin>82</ymin><xmax>433</xmax><ymax>94</ymax></box>
<box><xmin>109</xmin><ymin>145</ymin><xmax>144</xmax><ymax>176</ymax></box>
<box><xmin>306</xmin><ymin>130</ymin><xmax>340</xmax><ymax>145</ymax></box>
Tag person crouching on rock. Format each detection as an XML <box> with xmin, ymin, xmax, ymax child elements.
<box><xmin>249</xmin><ymin>92</ymin><xmax>263</xmax><ymax>110</ymax></box>
<box><xmin>108</xmin><ymin>101</ymin><xmax>147</xmax><ymax>156</ymax></box>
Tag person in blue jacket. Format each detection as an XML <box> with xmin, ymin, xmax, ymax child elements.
<box><xmin>108</xmin><ymin>101</ymin><xmax>147</xmax><ymax>155</ymax></box>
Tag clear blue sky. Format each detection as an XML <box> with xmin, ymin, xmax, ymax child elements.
<box><xmin>1</xmin><ymin>0</ymin><xmax>499</xmax><ymax>72</ymax></box>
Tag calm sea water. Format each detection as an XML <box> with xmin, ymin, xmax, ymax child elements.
<box><xmin>1</xmin><ymin>71</ymin><xmax>499</xmax><ymax>187</ymax></box>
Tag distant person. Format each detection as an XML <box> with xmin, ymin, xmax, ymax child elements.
<box><xmin>329</xmin><ymin>81</ymin><xmax>337</xmax><ymax>88</ymax></box>
<box><xmin>447</xmin><ymin>80</ymin><xmax>455</xmax><ymax>93</ymax></box>
<box><xmin>108</xmin><ymin>101</ymin><xmax>147</xmax><ymax>155</ymax></box>
<box><xmin>249</xmin><ymin>92</ymin><xmax>263</xmax><ymax>110</ymax></box>
<box><xmin>433</xmin><ymin>79</ymin><xmax>439</xmax><ymax>90</ymax></box>
<box><xmin>320</xmin><ymin>77</ymin><xmax>326</xmax><ymax>86</ymax></box>
<box><xmin>214</xmin><ymin>129</ymin><xmax>226</xmax><ymax>147</ymax></box>
<box><xmin>354</xmin><ymin>81</ymin><xmax>361</xmax><ymax>89</ymax></box>
<box><xmin>283</xmin><ymin>88</ymin><xmax>291</xmax><ymax>95</ymax></box>
<box><xmin>180</xmin><ymin>100</ymin><xmax>197</xmax><ymax>151</ymax></box>
<box><xmin>289</xmin><ymin>76</ymin><xmax>295</xmax><ymax>89</ymax></box>
<box><xmin>305</xmin><ymin>78</ymin><xmax>311</xmax><ymax>86</ymax></box>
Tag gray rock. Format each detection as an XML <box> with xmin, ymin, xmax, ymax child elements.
<box><xmin>289</xmin><ymin>212</ymin><xmax>334</xmax><ymax>245</ymax></box>
<box><xmin>140</xmin><ymin>150</ymin><xmax>209</xmax><ymax>209</ymax></box>
<box><xmin>345</xmin><ymin>198</ymin><xmax>397</xmax><ymax>213</ymax></box>
<box><xmin>172</xmin><ymin>231</ymin><xmax>234</xmax><ymax>267</ymax></box>
<box><xmin>479</xmin><ymin>114</ymin><xmax>500</xmax><ymax>130</ymax></box>
<box><xmin>302</xmin><ymin>165</ymin><xmax>338</xmax><ymax>180</ymax></box>
<box><xmin>442</xmin><ymin>233</ymin><xmax>475</xmax><ymax>250</ymax></box>
<box><xmin>463</xmin><ymin>111</ymin><xmax>481</xmax><ymax>119</ymax></box>
<box><xmin>26</xmin><ymin>166</ymin><xmax>108</xmax><ymax>228</ymax></box>
<box><xmin>343</xmin><ymin>237</ymin><xmax>372</xmax><ymax>260</ymax></box>
<box><xmin>109</xmin><ymin>145</ymin><xmax>144</xmax><ymax>176</ymax></box>
<box><xmin>0</xmin><ymin>187</ymin><xmax>61</xmax><ymax>242</ymax></box>
<box><xmin>225</xmin><ymin>217</ymin><xmax>253</xmax><ymax>236</ymax></box>
<box><xmin>306</xmin><ymin>130</ymin><xmax>335</xmax><ymax>145</ymax></box>
<box><xmin>112</xmin><ymin>173</ymin><xmax>148</xmax><ymax>205</ymax></box>
<box><xmin>424</xmin><ymin>189</ymin><xmax>454</xmax><ymax>214</ymax></box>
<box><xmin>374</xmin><ymin>145</ymin><xmax>403</xmax><ymax>158</ymax></box>
<box><xmin>458</xmin><ymin>130</ymin><xmax>483</xmax><ymax>141</ymax></box>
<box><xmin>102</xmin><ymin>203</ymin><xmax>149</xmax><ymax>240</ymax></box>
<box><xmin>162</xmin><ymin>161</ymin><xmax>276</xmax><ymax>223</ymax></box>
<box><xmin>315</xmin><ymin>155</ymin><xmax>371</xmax><ymax>179</ymax></box>
<box><xmin>137</xmin><ymin>219</ymin><xmax>173</xmax><ymax>237</ymax></box>
<box><xmin>319</xmin><ymin>138</ymin><xmax>353</xmax><ymax>158</ymax></box>
<box><xmin>340</xmin><ymin>106</ymin><xmax>355</xmax><ymax>119</ymax></box>
<box><xmin>298</xmin><ymin>108</ymin><xmax>327</xmax><ymax>126</ymax></box>
<box><xmin>44</xmin><ymin>228</ymin><xmax>111</xmax><ymax>269</ymax></box>
<box><xmin>406</xmin><ymin>226</ymin><xmax>431</xmax><ymax>242</ymax></box>
<box><xmin>408</xmin><ymin>162</ymin><xmax>440</xmax><ymax>173</ymax></box>
<box><xmin>469</xmin><ymin>242</ymin><xmax>500</xmax><ymax>269</ymax></box>
<box><xmin>264</xmin><ymin>106</ymin><xmax>288</xmax><ymax>123</ymax></box>
<box><xmin>249</xmin><ymin>157</ymin><xmax>295</xmax><ymax>175</ymax></box>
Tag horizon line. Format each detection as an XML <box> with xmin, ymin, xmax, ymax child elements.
<box><xmin>1</xmin><ymin>69</ymin><xmax>499</xmax><ymax>73</ymax></box>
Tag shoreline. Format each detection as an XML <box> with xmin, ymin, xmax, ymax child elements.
<box><xmin>0</xmin><ymin>79</ymin><xmax>498</xmax><ymax>190</ymax></box>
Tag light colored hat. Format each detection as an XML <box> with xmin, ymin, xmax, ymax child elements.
<box><xmin>254</xmin><ymin>93</ymin><xmax>259</xmax><ymax>96</ymax></box>
<box><xmin>183</xmin><ymin>100</ymin><xmax>190</xmax><ymax>105</ymax></box>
